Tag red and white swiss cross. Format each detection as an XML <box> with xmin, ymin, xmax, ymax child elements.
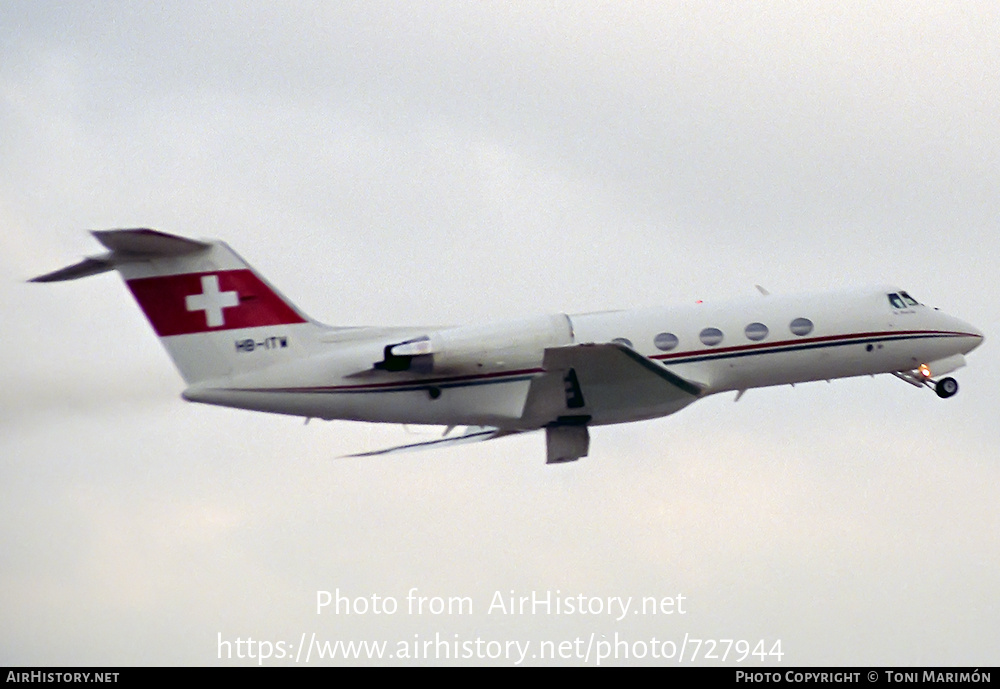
<box><xmin>126</xmin><ymin>269</ymin><xmax>306</xmax><ymax>337</ymax></box>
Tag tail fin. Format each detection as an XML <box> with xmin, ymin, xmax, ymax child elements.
<box><xmin>32</xmin><ymin>229</ymin><xmax>324</xmax><ymax>384</ymax></box>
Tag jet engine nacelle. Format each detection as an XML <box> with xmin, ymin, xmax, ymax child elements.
<box><xmin>376</xmin><ymin>314</ymin><xmax>574</xmax><ymax>374</ymax></box>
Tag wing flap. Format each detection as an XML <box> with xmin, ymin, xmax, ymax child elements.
<box><xmin>342</xmin><ymin>426</ymin><xmax>518</xmax><ymax>458</ymax></box>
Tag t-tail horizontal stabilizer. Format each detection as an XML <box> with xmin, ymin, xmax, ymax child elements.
<box><xmin>29</xmin><ymin>229</ymin><xmax>210</xmax><ymax>282</ymax></box>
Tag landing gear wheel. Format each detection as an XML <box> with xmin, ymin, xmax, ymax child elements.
<box><xmin>935</xmin><ymin>377</ymin><xmax>958</xmax><ymax>399</ymax></box>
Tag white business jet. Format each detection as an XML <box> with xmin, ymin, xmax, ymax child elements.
<box><xmin>32</xmin><ymin>229</ymin><xmax>983</xmax><ymax>463</ymax></box>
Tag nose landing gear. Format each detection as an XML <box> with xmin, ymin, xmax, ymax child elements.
<box><xmin>890</xmin><ymin>371</ymin><xmax>960</xmax><ymax>399</ymax></box>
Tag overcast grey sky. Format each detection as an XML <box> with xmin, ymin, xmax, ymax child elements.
<box><xmin>2</xmin><ymin>2</ymin><xmax>998</xmax><ymax>666</ymax></box>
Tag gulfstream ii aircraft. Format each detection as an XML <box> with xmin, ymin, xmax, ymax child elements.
<box><xmin>32</xmin><ymin>229</ymin><xmax>984</xmax><ymax>463</ymax></box>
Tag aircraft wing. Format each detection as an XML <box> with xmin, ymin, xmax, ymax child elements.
<box><xmin>341</xmin><ymin>426</ymin><xmax>520</xmax><ymax>458</ymax></box>
<box><xmin>522</xmin><ymin>343</ymin><xmax>704</xmax><ymax>427</ymax></box>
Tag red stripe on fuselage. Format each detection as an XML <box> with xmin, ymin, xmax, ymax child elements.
<box><xmin>651</xmin><ymin>329</ymin><xmax>974</xmax><ymax>363</ymax></box>
<box><xmin>126</xmin><ymin>270</ymin><xmax>307</xmax><ymax>336</ymax></box>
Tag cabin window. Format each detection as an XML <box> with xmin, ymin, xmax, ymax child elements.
<box><xmin>888</xmin><ymin>293</ymin><xmax>905</xmax><ymax>309</ymax></box>
<box><xmin>654</xmin><ymin>332</ymin><xmax>679</xmax><ymax>351</ymax></box>
<box><xmin>789</xmin><ymin>318</ymin><xmax>814</xmax><ymax>336</ymax></box>
<box><xmin>900</xmin><ymin>291</ymin><xmax>920</xmax><ymax>306</ymax></box>
<box><xmin>699</xmin><ymin>327</ymin><xmax>724</xmax><ymax>346</ymax></box>
<box><xmin>611</xmin><ymin>337</ymin><xmax>633</xmax><ymax>348</ymax></box>
<box><xmin>744</xmin><ymin>322</ymin><xmax>769</xmax><ymax>341</ymax></box>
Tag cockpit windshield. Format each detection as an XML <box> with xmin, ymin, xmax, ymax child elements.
<box><xmin>887</xmin><ymin>291</ymin><xmax>920</xmax><ymax>309</ymax></box>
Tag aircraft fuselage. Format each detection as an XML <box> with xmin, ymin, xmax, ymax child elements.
<box><xmin>183</xmin><ymin>286</ymin><xmax>982</xmax><ymax>429</ymax></box>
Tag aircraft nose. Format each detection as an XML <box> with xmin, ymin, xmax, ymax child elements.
<box><xmin>957</xmin><ymin>319</ymin><xmax>984</xmax><ymax>352</ymax></box>
<box><xmin>935</xmin><ymin>310</ymin><xmax>984</xmax><ymax>353</ymax></box>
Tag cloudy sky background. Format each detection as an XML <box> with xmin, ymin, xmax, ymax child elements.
<box><xmin>2</xmin><ymin>2</ymin><xmax>998</xmax><ymax>665</ymax></box>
